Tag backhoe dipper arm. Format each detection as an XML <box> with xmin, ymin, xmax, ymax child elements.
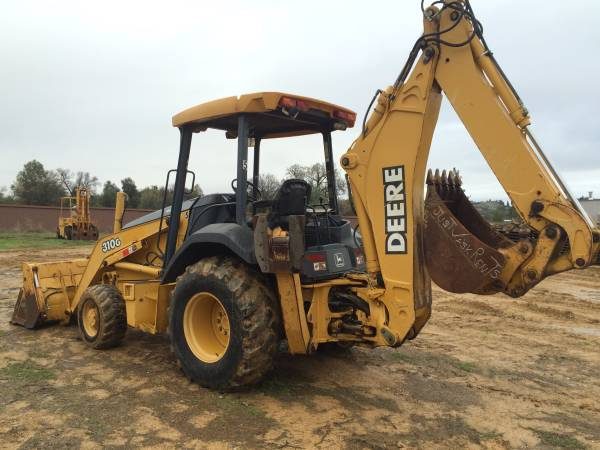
<box><xmin>341</xmin><ymin>0</ymin><xmax>599</xmax><ymax>340</ymax></box>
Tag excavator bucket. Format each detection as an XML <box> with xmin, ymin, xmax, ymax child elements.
<box><xmin>424</xmin><ymin>169</ymin><xmax>514</xmax><ymax>294</ymax></box>
<box><xmin>10</xmin><ymin>259</ymin><xmax>88</xmax><ymax>328</ymax></box>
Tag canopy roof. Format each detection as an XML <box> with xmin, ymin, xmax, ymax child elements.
<box><xmin>171</xmin><ymin>92</ymin><xmax>355</xmax><ymax>138</ymax></box>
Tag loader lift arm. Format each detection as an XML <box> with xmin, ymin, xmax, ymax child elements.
<box><xmin>340</xmin><ymin>0</ymin><xmax>600</xmax><ymax>340</ymax></box>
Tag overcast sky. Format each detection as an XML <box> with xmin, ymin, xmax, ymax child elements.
<box><xmin>1</xmin><ymin>0</ymin><xmax>598</xmax><ymax>201</ymax></box>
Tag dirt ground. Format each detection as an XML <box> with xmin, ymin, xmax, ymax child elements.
<box><xmin>0</xmin><ymin>247</ymin><xmax>598</xmax><ymax>449</ymax></box>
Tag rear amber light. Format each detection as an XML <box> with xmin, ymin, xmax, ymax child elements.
<box><xmin>296</xmin><ymin>99</ymin><xmax>309</xmax><ymax>111</ymax></box>
<box><xmin>279</xmin><ymin>96</ymin><xmax>310</xmax><ymax>111</ymax></box>
<box><xmin>279</xmin><ymin>97</ymin><xmax>297</xmax><ymax>108</ymax></box>
<box><xmin>279</xmin><ymin>97</ymin><xmax>355</xmax><ymax>127</ymax></box>
<box><xmin>333</xmin><ymin>110</ymin><xmax>357</xmax><ymax>127</ymax></box>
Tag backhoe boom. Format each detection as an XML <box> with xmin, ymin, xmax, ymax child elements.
<box><xmin>340</xmin><ymin>0</ymin><xmax>599</xmax><ymax>341</ymax></box>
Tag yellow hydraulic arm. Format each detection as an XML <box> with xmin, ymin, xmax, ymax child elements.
<box><xmin>340</xmin><ymin>0</ymin><xmax>600</xmax><ymax>325</ymax></box>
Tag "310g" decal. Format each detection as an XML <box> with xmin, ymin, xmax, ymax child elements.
<box><xmin>101</xmin><ymin>237</ymin><xmax>122</xmax><ymax>253</ymax></box>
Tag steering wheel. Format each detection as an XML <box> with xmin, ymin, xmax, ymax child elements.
<box><xmin>231</xmin><ymin>178</ymin><xmax>262</xmax><ymax>202</ymax></box>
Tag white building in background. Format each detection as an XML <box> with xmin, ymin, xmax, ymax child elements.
<box><xmin>579</xmin><ymin>191</ymin><xmax>600</xmax><ymax>225</ymax></box>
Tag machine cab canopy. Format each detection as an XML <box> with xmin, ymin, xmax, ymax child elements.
<box><xmin>172</xmin><ymin>92</ymin><xmax>356</xmax><ymax>138</ymax></box>
<box><xmin>164</xmin><ymin>92</ymin><xmax>355</xmax><ymax>265</ymax></box>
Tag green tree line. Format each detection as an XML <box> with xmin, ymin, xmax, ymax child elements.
<box><xmin>0</xmin><ymin>160</ymin><xmax>204</xmax><ymax>210</ymax></box>
<box><xmin>1</xmin><ymin>160</ymin><xmax>352</xmax><ymax>212</ymax></box>
<box><xmin>473</xmin><ymin>199</ymin><xmax>518</xmax><ymax>223</ymax></box>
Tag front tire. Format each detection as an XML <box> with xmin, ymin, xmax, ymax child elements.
<box><xmin>169</xmin><ymin>256</ymin><xmax>281</xmax><ymax>390</ymax></box>
<box><xmin>77</xmin><ymin>284</ymin><xmax>127</xmax><ymax>349</ymax></box>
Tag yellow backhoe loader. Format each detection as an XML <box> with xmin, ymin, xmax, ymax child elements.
<box><xmin>57</xmin><ymin>186</ymin><xmax>99</xmax><ymax>241</ymax></box>
<box><xmin>11</xmin><ymin>0</ymin><xmax>600</xmax><ymax>390</ymax></box>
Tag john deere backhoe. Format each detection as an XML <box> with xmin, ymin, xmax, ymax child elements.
<box><xmin>11</xmin><ymin>0</ymin><xmax>599</xmax><ymax>390</ymax></box>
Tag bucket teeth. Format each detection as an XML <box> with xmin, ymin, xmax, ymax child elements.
<box><xmin>426</xmin><ymin>169</ymin><xmax>462</xmax><ymax>187</ymax></box>
<box><xmin>447</xmin><ymin>171</ymin><xmax>455</xmax><ymax>188</ymax></box>
<box><xmin>426</xmin><ymin>169</ymin><xmax>434</xmax><ymax>185</ymax></box>
<box><xmin>427</xmin><ymin>168</ymin><xmax>464</xmax><ymax>200</ymax></box>
<box><xmin>450</xmin><ymin>169</ymin><xmax>462</xmax><ymax>187</ymax></box>
<box><xmin>427</xmin><ymin>168</ymin><xmax>463</xmax><ymax>187</ymax></box>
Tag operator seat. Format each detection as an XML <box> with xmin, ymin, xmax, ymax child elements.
<box><xmin>268</xmin><ymin>179</ymin><xmax>311</xmax><ymax>230</ymax></box>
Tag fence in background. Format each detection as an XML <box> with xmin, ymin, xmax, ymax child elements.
<box><xmin>0</xmin><ymin>204</ymin><xmax>360</xmax><ymax>234</ymax></box>
<box><xmin>0</xmin><ymin>204</ymin><xmax>154</xmax><ymax>233</ymax></box>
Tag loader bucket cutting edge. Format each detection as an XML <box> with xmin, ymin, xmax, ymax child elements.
<box><xmin>423</xmin><ymin>169</ymin><xmax>514</xmax><ymax>294</ymax></box>
<box><xmin>10</xmin><ymin>288</ymin><xmax>42</xmax><ymax>329</ymax></box>
<box><xmin>11</xmin><ymin>260</ymin><xmax>88</xmax><ymax>329</ymax></box>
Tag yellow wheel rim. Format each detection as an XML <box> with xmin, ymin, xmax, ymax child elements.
<box><xmin>82</xmin><ymin>300</ymin><xmax>99</xmax><ymax>338</ymax></box>
<box><xmin>183</xmin><ymin>292</ymin><xmax>230</xmax><ymax>363</ymax></box>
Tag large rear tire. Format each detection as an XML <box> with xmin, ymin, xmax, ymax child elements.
<box><xmin>169</xmin><ymin>256</ymin><xmax>281</xmax><ymax>390</ymax></box>
<box><xmin>77</xmin><ymin>284</ymin><xmax>127</xmax><ymax>349</ymax></box>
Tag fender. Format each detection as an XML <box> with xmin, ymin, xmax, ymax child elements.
<box><xmin>162</xmin><ymin>223</ymin><xmax>256</xmax><ymax>283</ymax></box>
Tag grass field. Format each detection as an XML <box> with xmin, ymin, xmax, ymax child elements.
<box><xmin>0</xmin><ymin>231</ymin><xmax>96</xmax><ymax>251</ymax></box>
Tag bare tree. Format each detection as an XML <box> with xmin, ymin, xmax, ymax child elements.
<box><xmin>258</xmin><ymin>173</ymin><xmax>281</xmax><ymax>200</ymax></box>
<box><xmin>286</xmin><ymin>163</ymin><xmax>346</xmax><ymax>204</ymax></box>
<box><xmin>57</xmin><ymin>169</ymin><xmax>99</xmax><ymax>195</ymax></box>
<box><xmin>57</xmin><ymin>168</ymin><xmax>73</xmax><ymax>195</ymax></box>
<box><xmin>75</xmin><ymin>172</ymin><xmax>99</xmax><ymax>193</ymax></box>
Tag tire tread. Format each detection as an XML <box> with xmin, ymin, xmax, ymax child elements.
<box><xmin>78</xmin><ymin>284</ymin><xmax>127</xmax><ymax>349</ymax></box>
<box><xmin>168</xmin><ymin>255</ymin><xmax>280</xmax><ymax>389</ymax></box>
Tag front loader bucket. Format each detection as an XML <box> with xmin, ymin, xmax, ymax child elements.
<box><xmin>11</xmin><ymin>288</ymin><xmax>42</xmax><ymax>329</ymax></box>
<box><xmin>424</xmin><ymin>169</ymin><xmax>514</xmax><ymax>294</ymax></box>
<box><xmin>10</xmin><ymin>259</ymin><xmax>88</xmax><ymax>328</ymax></box>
